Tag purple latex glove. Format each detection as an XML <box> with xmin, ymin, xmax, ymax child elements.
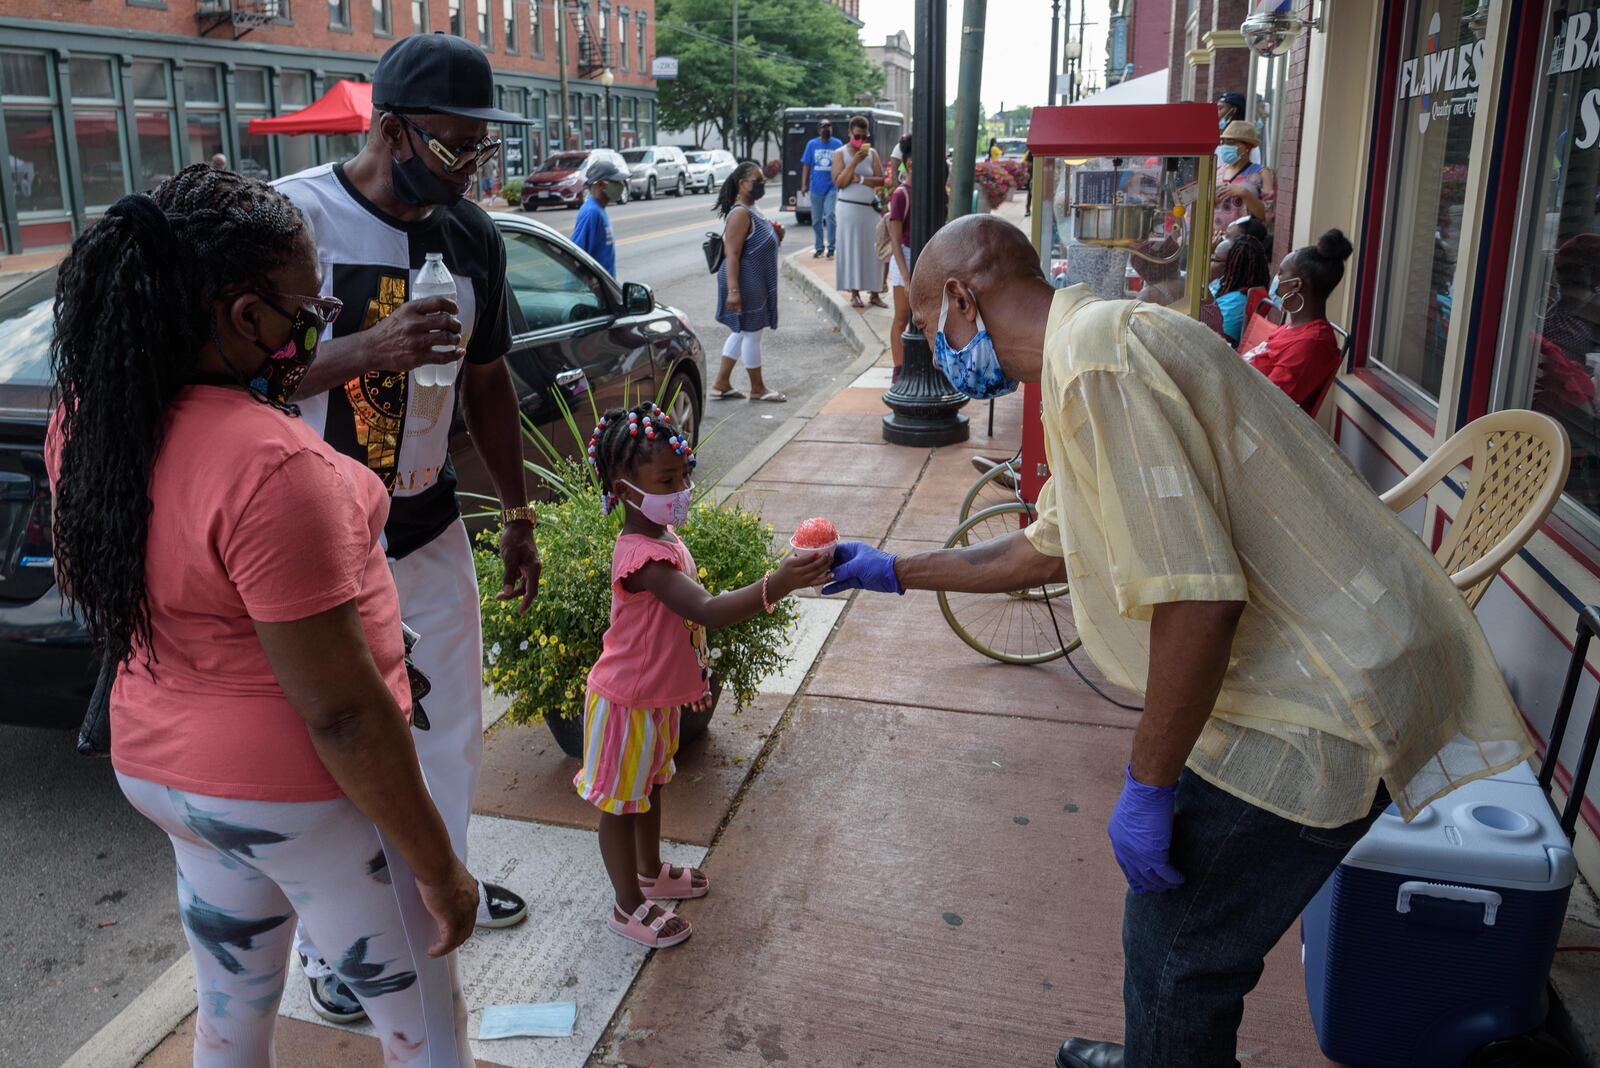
<box><xmin>820</xmin><ymin>541</ymin><xmax>904</xmax><ymax>596</ymax></box>
<box><xmin>1107</xmin><ymin>766</ymin><xmax>1185</xmax><ymax>894</ymax></box>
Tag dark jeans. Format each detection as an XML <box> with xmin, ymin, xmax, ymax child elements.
<box><xmin>1120</xmin><ymin>769</ymin><xmax>1388</xmax><ymax>1068</ymax></box>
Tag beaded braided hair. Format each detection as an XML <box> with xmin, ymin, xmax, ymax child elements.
<box><xmin>586</xmin><ymin>401</ymin><xmax>697</xmax><ymax>516</ymax></box>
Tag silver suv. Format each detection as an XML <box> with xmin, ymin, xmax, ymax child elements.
<box><xmin>623</xmin><ymin>145</ymin><xmax>689</xmax><ymax>200</ymax></box>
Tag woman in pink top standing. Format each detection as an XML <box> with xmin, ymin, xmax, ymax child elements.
<box><xmin>577</xmin><ymin>402</ymin><xmax>832</xmax><ymax>947</ymax></box>
<box><xmin>47</xmin><ymin>167</ymin><xmax>475</xmax><ymax>1066</ymax></box>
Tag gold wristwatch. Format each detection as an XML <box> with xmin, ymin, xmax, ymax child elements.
<box><xmin>501</xmin><ymin>505</ymin><xmax>538</xmax><ymax>528</ymax></box>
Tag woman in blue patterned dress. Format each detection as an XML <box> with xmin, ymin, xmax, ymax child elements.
<box><xmin>711</xmin><ymin>163</ymin><xmax>787</xmax><ymax>402</ymax></box>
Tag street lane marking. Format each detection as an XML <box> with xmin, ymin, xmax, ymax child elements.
<box><xmin>617</xmin><ymin>219</ymin><xmax>715</xmax><ymax>247</ymax></box>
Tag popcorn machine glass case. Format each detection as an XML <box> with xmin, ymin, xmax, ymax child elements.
<box><xmin>1017</xmin><ymin>103</ymin><xmax>1219</xmax><ymax>508</ymax></box>
<box><xmin>1026</xmin><ymin>103</ymin><xmax>1219</xmax><ymax>323</ymax></box>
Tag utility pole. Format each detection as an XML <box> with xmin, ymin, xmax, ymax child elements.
<box><xmin>556</xmin><ymin>0</ymin><xmax>571</xmax><ymax>149</ymax></box>
<box><xmin>1062</xmin><ymin>0</ymin><xmax>1072</xmax><ymax>105</ymax></box>
<box><xmin>1048</xmin><ymin>0</ymin><xmax>1060</xmax><ymax>106</ymax></box>
<box><xmin>730</xmin><ymin>0</ymin><xmax>739</xmax><ymax>158</ymax></box>
<box><xmin>881</xmin><ymin>0</ymin><xmax>968</xmax><ymax>446</ymax></box>
<box><xmin>948</xmin><ymin>0</ymin><xmax>986</xmax><ymax>222</ymax></box>
<box><xmin>1075</xmin><ymin>1</ymin><xmax>1085</xmax><ymax>102</ymax></box>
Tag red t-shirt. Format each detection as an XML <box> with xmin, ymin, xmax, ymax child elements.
<box><xmin>586</xmin><ymin>532</ymin><xmax>710</xmax><ymax>709</ymax></box>
<box><xmin>1244</xmin><ymin>319</ymin><xmax>1341</xmax><ymax>416</ymax></box>
<box><xmin>888</xmin><ymin>185</ymin><xmax>911</xmax><ymax>249</ymax></box>
<box><xmin>46</xmin><ymin>387</ymin><xmax>409</xmax><ymax>802</ymax></box>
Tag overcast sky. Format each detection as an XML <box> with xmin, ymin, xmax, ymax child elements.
<box><xmin>857</xmin><ymin>0</ymin><xmax>1115</xmax><ymax>111</ymax></box>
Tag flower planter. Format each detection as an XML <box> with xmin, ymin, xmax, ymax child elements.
<box><xmin>545</xmin><ymin>676</ymin><xmax>722</xmax><ymax>759</ymax></box>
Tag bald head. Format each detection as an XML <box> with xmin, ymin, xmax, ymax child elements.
<box><xmin>908</xmin><ymin>214</ymin><xmax>1055</xmax><ymax>384</ymax></box>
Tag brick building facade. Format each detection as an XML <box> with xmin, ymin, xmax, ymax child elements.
<box><xmin>0</xmin><ymin>0</ymin><xmax>658</xmax><ymax>253</ymax></box>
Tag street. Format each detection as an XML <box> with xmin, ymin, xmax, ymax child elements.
<box><xmin>534</xmin><ymin>187</ymin><xmax>858</xmax><ymax>480</ymax></box>
<box><xmin>0</xmin><ymin>188</ymin><xmax>858</xmax><ymax>1068</ymax></box>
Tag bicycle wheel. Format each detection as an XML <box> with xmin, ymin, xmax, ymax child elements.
<box><xmin>958</xmin><ymin>458</ymin><xmax>1023</xmax><ymax>524</ymax></box>
<box><xmin>937</xmin><ymin>502</ymin><xmax>1082</xmax><ymax>665</ymax></box>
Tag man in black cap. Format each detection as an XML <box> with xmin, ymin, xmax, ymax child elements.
<box><xmin>274</xmin><ymin>32</ymin><xmax>537</xmax><ymax>1024</ymax></box>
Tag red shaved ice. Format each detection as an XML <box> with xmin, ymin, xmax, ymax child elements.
<box><xmin>790</xmin><ymin>517</ymin><xmax>838</xmax><ymax>549</ymax></box>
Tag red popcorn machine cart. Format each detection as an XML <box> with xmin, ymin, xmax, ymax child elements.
<box><xmin>937</xmin><ymin>103</ymin><xmax>1218</xmax><ymax>665</ymax></box>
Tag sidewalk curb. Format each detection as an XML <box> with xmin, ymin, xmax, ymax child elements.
<box><xmin>780</xmin><ymin>249</ymin><xmax>888</xmax><ymax>364</ymax></box>
<box><xmin>60</xmin><ymin>952</ymin><xmax>195</xmax><ymax>1068</ymax></box>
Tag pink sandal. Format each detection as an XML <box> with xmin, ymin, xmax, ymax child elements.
<box><xmin>608</xmin><ymin>902</ymin><xmax>693</xmax><ymax>948</ymax></box>
<box><xmin>637</xmin><ymin>861</ymin><xmax>710</xmax><ymax>900</ymax></box>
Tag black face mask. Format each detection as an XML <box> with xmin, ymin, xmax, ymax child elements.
<box><xmin>392</xmin><ymin>153</ymin><xmax>465</xmax><ymax>206</ymax></box>
<box><xmin>392</xmin><ymin>126</ymin><xmax>465</xmax><ymax>206</ymax></box>
<box><xmin>749</xmin><ymin>179</ymin><xmax>766</xmax><ymax>200</ymax></box>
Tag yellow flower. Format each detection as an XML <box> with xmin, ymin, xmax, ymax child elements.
<box><xmin>698</xmin><ymin>566</ymin><xmax>708</xmax><ymax>578</ymax></box>
<box><xmin>539</xmin><ymin>635</ymin><xmax>550</xmax><ymax>646</ymax></box>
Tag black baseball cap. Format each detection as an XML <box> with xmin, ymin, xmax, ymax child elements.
<box><xmin>373</xmin><ymin>33</ymin><xmax>524</xmax><ymax>123</ymax></box>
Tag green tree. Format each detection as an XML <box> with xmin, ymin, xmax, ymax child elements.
<box><xmin>657</xmin><ymin>0</ymin><xmax>883</xmax><ymax>161</ymax></box>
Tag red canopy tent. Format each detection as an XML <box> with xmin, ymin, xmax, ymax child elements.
<box><xmin>247</xmin><ymin>79</ymin><xmax>372</xmax><ymax>135</ymax></box>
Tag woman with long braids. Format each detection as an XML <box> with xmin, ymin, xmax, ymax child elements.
<box><xmin>1212</xmin><ymin>234</ymin><xmax>1271</xmax><ymax>345</ymax></box>
<box><xmin>710</xmin><ymin>162</ymin><xmax>786</xmax><ymax>402</ymax></box>
<box><xmin>47</xmin><ymin>165</ymin><xmax>476</xmax><ymax>1066</ymax></box>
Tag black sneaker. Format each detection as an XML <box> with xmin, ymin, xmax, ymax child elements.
<box><xmin>813</xmin><ymin>249</ymin><xmax>824</xmax><ymax>258</ymax></box>
<box><xmin>826</xmin><ymin>249</ymin><xmax>836</xmax><ymax>259</ymax></box>
<box><xmin>300</xmin><ymin>954</ymin><xmax>366</xmax><ymax>1024</ymax></box>
<box><xmin>475</xmin><ymin>881</ymin><xmax>528</xmax><ymax>929</ymax></box>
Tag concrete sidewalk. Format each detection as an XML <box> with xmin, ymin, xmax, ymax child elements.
<box><xmin>120</xmin><ymin>193</ymin><xmax>1599</xmax><ymax>1067</ymax></box>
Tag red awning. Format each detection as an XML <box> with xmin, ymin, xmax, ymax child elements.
<box><xmin>247</xmin><ymin>80</ymin><xmax>372</xmax><ymax>135</ymax></box>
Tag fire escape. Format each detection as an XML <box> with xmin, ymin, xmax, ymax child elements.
<box><xmin>568</xmin><ymin>2</ymin><xmax>613</xmax><ymax>78</ymax></box>
<box><xmin>196</xmin><ymin>0</ymin><xmax>282</xmax><ymax>39</ymax></box>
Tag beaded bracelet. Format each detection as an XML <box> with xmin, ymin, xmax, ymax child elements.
<box><xmin>760</xmin><ymin>571</ymin><xmax>776</xmax><ymax>615</ymax></box>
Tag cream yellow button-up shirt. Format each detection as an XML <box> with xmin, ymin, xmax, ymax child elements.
<box><xmin>1026</xmin><ymin>286</ymin><xmax>1531</xmax><ymax>827</ymax></box>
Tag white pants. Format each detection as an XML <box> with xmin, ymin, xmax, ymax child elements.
<box><xmin>296</xmin><ymin>520</ymin><xmax>484</xmax><ymax>971</ymax></box>
<box><xmin>120</xmin><ymin>773</ymin><xmax>472</xmax><ymax>1067</ymax></box>
<box><xmin>721</xmin><ymin>329</ymin><xmax>764</xmax><ymax>369</ymax></box>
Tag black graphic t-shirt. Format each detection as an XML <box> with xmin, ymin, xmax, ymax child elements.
<box><xmin>274</xmin><ymin>163</ymin><xmax>513</xmax><ymax>559</ymax></box>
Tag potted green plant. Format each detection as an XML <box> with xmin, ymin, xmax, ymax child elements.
<box><xmin>473</xmin><ymin>396</ymin><xmax>798</xmax><ymax>759</ymax></box>
<box><xmin>501</xmin><ymin>178</ymin><xmax>524</xmax><ymax>207</ymax></box>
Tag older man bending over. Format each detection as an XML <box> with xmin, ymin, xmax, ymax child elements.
<box><xmin>824</xmin><ymin>215</ymin><xmax>1531</xmax><ymax>1068</ymax></box>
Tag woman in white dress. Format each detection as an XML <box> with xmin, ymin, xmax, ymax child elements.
<box><xmin>830</xmin><ymin>115</ymin><xmax>887</xmax><ymax>309</ymax></box>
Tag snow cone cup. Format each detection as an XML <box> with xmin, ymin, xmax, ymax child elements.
<box><xmin>789</xmin><ymin>517</ymin><xmax>839</xmax><ymax>589</ymax></box>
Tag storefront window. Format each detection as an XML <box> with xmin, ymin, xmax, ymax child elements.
<box><xmin>71</xmin><ymin>57</ymin><xmax>127</xmax><ymax>211</ymax></box>
<box><xmin>1371</xmin><ymin>0</ymin><xmax>1485</xmax><ymax>403</ymax></box>
<box><xmin>135</xmin><ymin>110</ymin><xmax>177</xmax><ymax>189</ymax></box>
<box><xmin>131</xmin><ymin>60</ymin><xmax>169</xmax><ymax>102</ymax></box>
<box><xmin>187</xmin><ymin>112</ymin><xmax>224</xmax><ymax>168</ymax></box>
<box><xmin>183</xmin><ymin>64</ymin><xmax>222</xmax><ymax>104</ymax></box>
<box><xmin>1</xmin><ymin>52</ymin><xmax>51</xmax><ymax>99</ymax></box>
<box><xmin>236</xmin><ymin>67</ymin><xmax>269</xmax><ymax>107</ymax></box>
<box><xmin>72</xmin><ymin>56</ymin><xmax>117</xmax><ymax>102</ymax></box>
<box><xmin>1503</xmin><ymin>1</ymin><xmax>1600</xmax><ymax>527</ymax></box>
<box><xmin>5</xmin><ymin>112</ymin><xmax>66</xmax><ymax>214</ymax></box>
<box><xmin>280</xmin><ymin>70</ymin><xmax>313</xmax><ymax>109</ymax></box>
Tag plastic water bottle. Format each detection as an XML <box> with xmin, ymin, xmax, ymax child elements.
<box><xmin>411</xmin><ymin>252</ymin><xmax>460</xmax><ymax>387</ymax></box>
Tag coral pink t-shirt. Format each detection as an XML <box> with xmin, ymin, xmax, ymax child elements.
<box><xmin>585</xmin><ymin>532</ymin><xmax>710</xmax><ymax>709</ymax></box>
<box><xmin>46</xmin><ymin>386</ymin><xmax>410</xmax><ymax>802</ymax></box>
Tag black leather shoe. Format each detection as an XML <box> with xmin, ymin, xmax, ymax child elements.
<box><xmin>1056</xmin><ymin>1038</ymin><xmax>1125</xmax><ymax>1068</ymax></box>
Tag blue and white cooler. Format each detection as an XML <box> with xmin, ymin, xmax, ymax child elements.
<box><xmin>1300</xmin><ymin>762</ymin><xmax>1577</xmax><ymax>1068</ymax></box>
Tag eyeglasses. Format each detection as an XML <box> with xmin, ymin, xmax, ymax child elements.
<box><xmin>259</xmin><ymin>291</ymin><xmax>344</xmax><ymax>327</ymax></box>
<box><xmin>397</xmin><ymin>115</ymin><xmax>502</xmax><ymax>175</ymax></box>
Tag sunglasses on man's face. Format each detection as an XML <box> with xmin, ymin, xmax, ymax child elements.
<box><xmin>398</xmin><ymin>115</ymin><xmax>501</xmax><ymax>175</ymax></box>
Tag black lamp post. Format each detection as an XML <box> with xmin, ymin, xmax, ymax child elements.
<box><xmin>882</xmin><ymin>0</ymin><xmax>970</xmax><ymax>447</ymax></box>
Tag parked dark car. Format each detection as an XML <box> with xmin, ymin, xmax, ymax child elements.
<box><xmin>521</xmin><ymin>148</ymin><xmax>630</xmax><ymax>210</ymax></box>
<box><xmin>0</xmin><ymin>211</ymin><xmax>703</xmax><ymax>728</ymax></box>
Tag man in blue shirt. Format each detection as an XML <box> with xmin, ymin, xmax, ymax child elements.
<box><xmin>571</xmin><ymin>157</ymin><xmax>628</xmax><ymax>276</ymax></box>
<box><xmin>800</xmin><ymin>118</ymin><xmax>842</xmax><ymax>259</ymax></box>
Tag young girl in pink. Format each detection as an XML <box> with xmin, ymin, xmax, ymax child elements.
<box><xmin>577</xmin><ymin>402</ymin><xmax>832</xmax><ymax>948</ymax></box>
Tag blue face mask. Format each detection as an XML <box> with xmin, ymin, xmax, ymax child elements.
<box><xmin>933</xmin><ymin>291</ymin><xmax>1018</xmax><ymax>400</ymax></box>
<box><xmin>1217</xmin><ymin>144</ymin><xmax>1241</xmax><ymax>166</ymax></box>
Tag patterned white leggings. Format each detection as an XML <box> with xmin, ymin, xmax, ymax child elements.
<box><xmin>118</xmin><ymin>773</ymin><xmax>472</xmax><ymax>1067</ymax></box>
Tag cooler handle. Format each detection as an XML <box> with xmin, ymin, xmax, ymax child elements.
<box><xmin>1395</xmin><ymin>881</ymin><xmax>1501</xmax><ymax>925</ymax></box>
